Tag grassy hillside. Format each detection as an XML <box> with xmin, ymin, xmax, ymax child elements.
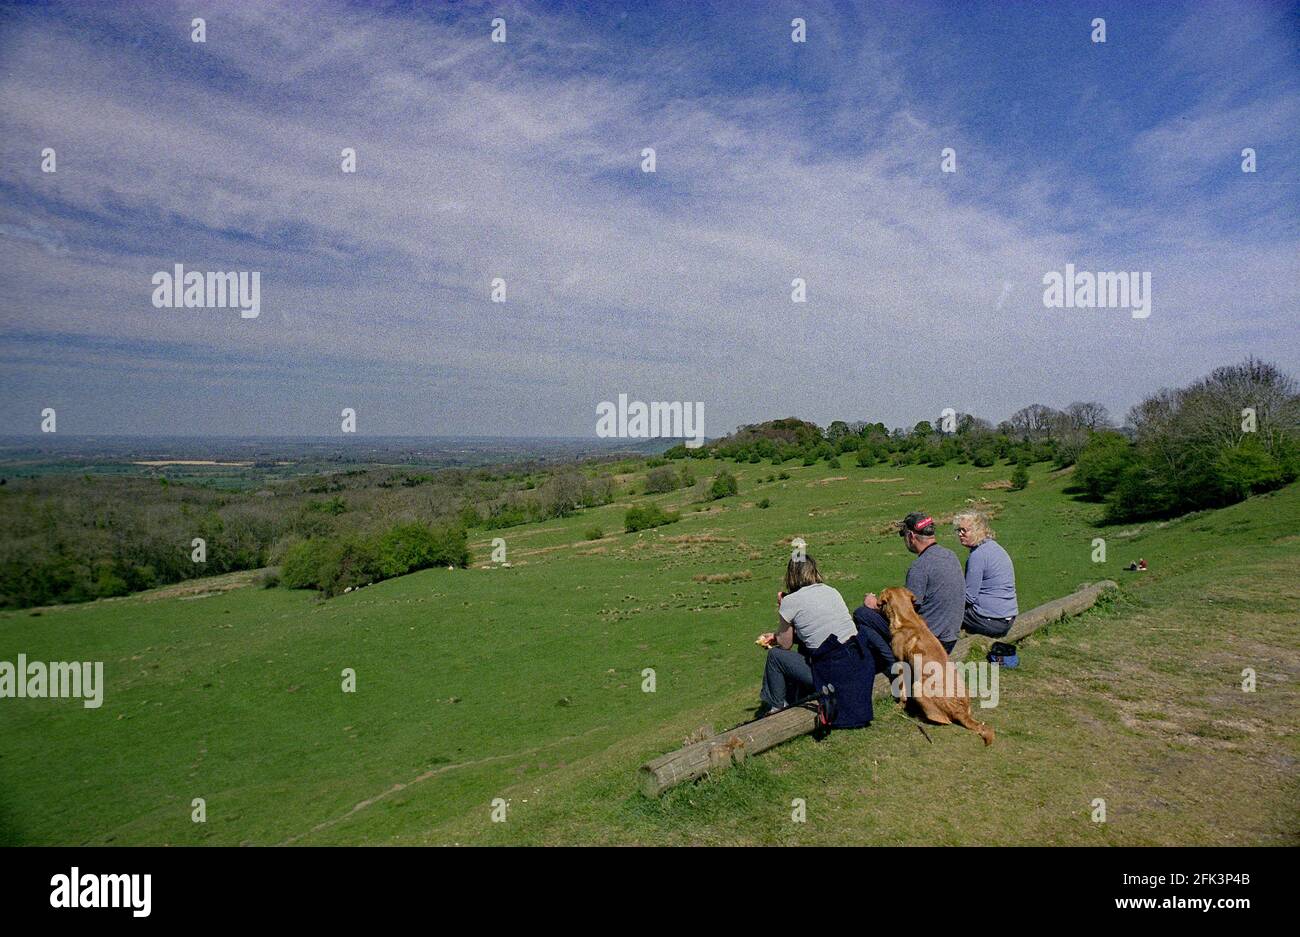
<box><xmin>1</xmin><ymin>459</ymin><xmax>1296</xmax><ymax>845</ymax></box>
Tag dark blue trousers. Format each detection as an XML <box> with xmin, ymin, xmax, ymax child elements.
<box><xmin>853</xmin><ymin>605</ymin><xmax>898</xmax><ymax>678</ymax></box>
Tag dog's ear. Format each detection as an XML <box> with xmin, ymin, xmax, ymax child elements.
<box><xmin>904</xmin><ymin>588</ymin><xmax>919</xmax><ymax>605</ymax></box>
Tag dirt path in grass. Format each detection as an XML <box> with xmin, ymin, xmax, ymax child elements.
<box><xmin>279</xmin><ymin>725</ymin><xmax>608</xmax><ymax>845</ymax></box>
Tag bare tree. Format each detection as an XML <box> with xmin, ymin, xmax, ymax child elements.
<box><xmin>1008</xmin><ymin>403</ymin><xmax>1064</xmax><ymax>440</ymax></box>
<box><xmin>539</xmin><ymin>472</ymin><xmax>586</xmax><ymax>517</ymax></box>
<box><xmin>1064</xmin><ymin>401</ymin><xmax>1112</xmax><ymax>431</ymax></box>
<box><xmin>932</xmin><ymin>411</ymin><xmax>990</xmax><ymax>435</ymax></box>
<box><xmin>1189</xmin><ymin>357</ymin><xmax>1300</xmax><ymax>453</ymax></box>
<box><xmin>1126</xmin><ymin>358</ymin><xmax>1300</xmax><ymax>475</ymax></box>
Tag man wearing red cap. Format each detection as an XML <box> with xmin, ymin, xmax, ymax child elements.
<box><xmin>854</xmin><ymin>511</ymin><xmax>965</xmax><ymax>679</ymax></box>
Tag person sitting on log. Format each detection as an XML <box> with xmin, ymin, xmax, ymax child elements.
<box><xmin>755</xmin><ymin>552</ymin><xmax>872</xmax><ymax>724</ymax></box>
<box><xmin>954</xmin><ymin>510</ymin><xmax>1019</xmax><ymax>638</ymax></box>
<box><xmin>854</xmin><ymin>511</ymin><xmax>965</xmax><ymax>685</ymax></box>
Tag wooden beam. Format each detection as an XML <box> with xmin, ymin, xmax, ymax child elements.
<box><xmin>639</xmin><ymin>579</ymin><xmax>1118</xmax><ymax>797</ymax></box>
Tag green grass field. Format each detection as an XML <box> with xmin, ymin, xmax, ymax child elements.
<box><xmin>2</xmin><ymin>459</ymin><xmax>1296</xmax><ymax>845</ymax></box>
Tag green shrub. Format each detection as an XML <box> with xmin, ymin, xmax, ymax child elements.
<box><xmin>1104</xmin><ymin>462</ymin><xmax>1174</xmax><ymax>522</ymax></box>
<box><xmin>1213</xmin><ymin>437</ymin><xmax>1287</xmax><ymax>501</ymax></box>
<box><xmin>644</xmin><ymin>465</ymin><xmax>681</xmax><ymax>494</ymax></box>
<box><xmin>376</xmin><ymin>523</ymin><xmax>469</xmax><ymax>578</ymax></box>
<box><xmin>482</xmin><ymin>502</ymin><xmax>532</xmax><ymax>530</ymax></box>
<box><xmin>316</xmin><ymin>536</ymin><xmax>382</xmax><ymax>597</ymax></box>
<box><xmin>624</xmin><ymin>502</ymin><xmax>681</xmax><ymax>533</ymax></box>
<box><xmin>306</xmin><ymin>496</ymin><xmax>347</xmax><ymax>516</ymax></box>
<box><xmin>280</xmin><ymin>538</ymin><xmax>338</xmax><ymax>590</ymax></box>
<box><xmin>584</xmin><ymin>526</ymin><xmax>604</xmax><ymax>540</ymax></box>
<box><xmin>125</xmin><ymin>564</ymin><xmax>158</xmax><ymax>592</ymax></box>
<box><xmin>93</xmin><ymin>566</ymin><xmax>130</xmax><ymax>599</ymax></box>
<box><xmin>1073</xmin><ymin>432</ymin><xmax>1135</xmax><ymax>500</ymax></box>
<box><xmin>281</xmin><ymin>524</ymin><xmax>468</xmax><ymax>596</ymax></box>
<box><xmin>1010</xmin><ymin>463</ymin><xmax>1029</xmax><ymax>491</ymax></box>
<box><xmin>757</xmin><ymin>498</ymin><xmax>771</xmax><ymax>509</ymax></box>
<box><xmin>641</xmin><ymin>463</ymin><xmax>694</xmax><ymax>493</ymax></box>
<box><xmin>709</xmin><ymin>471</ymin><xmax>739</xmax><ymax>500</ymax></box>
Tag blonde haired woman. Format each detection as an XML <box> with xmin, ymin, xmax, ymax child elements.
<box><xmin>954</xmin><ymin>511</ymin><xmax>1019</xmax><ymax>638</ymax></box>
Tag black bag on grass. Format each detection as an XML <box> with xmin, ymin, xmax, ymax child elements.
<box><xmin>988</xmin><ymin>641</ymin><xmax>1020</xmax><ymax>668</ymax></box>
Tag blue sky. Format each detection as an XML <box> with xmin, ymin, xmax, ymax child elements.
<box><xmin>0</xmin><ymin>0</ymin><xmax>1297</xmax><ymax>437</ymax></box>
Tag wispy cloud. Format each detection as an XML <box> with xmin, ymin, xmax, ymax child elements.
<box><xmin>0</xmin><ymin>0</ymin><xmax>1296</xmax><ymax>436</ymax></box>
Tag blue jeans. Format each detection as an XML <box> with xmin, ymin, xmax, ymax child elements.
<box><xmin>760</xmin><ymin>647</ymin><xmax>815</xmax><ymax>709</ymax></box>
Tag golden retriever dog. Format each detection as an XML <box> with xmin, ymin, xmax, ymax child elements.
<box><xmin>877</xmin><ymin>586</ymin><xmax>995</xmax><ymax>745</ymax></box>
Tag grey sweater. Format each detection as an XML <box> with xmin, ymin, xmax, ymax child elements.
<box><xmin>964</xmin><ymin>539</ymin><xmax>1019</xmax><ymax>619</ymax></box>
<box><xmin>904</xmin><ymin>543</ymin><xmax>965</xmax><ymax>644</ymax></box>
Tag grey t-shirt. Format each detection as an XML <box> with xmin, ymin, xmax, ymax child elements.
<box><xmin>778</xmin><ymin>582</ymin><xmax>857</xmax><ymax>651</ymax></box>
<box><xmin>904</xmin><ymin>543</ymin><xmax>964</xmax><ymax>644</ymax></box>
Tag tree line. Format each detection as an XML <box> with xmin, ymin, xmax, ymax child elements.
<box><xmin>664</xmin><ymin>358</ymin><xmax>1299</xmax><ymax>521</ymax></box>
<box><xmin>0</xmin><ymin>461</ymin><xmax>619</xmax><ymax>608</ymax></box>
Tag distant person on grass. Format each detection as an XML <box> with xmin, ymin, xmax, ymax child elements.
<box><xmin>755</xmin><ymin>553</ymin><xmax>874</xmax><ymax>726</ymax></box>
<box><xmin>853</xmin><ymin>512</ymin><xmax>964</xmax><ymax>684</ymax></box>
<box><xmin>954</xmin><ymin>511</ymin><xmax>1018</xmax><ymax>638</ymax></box>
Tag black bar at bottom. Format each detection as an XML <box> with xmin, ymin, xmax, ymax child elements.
<box><xmin>0</xmin><ymin>845</ymin><xmax>1286</xmax><ymax>924</ymax></box>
